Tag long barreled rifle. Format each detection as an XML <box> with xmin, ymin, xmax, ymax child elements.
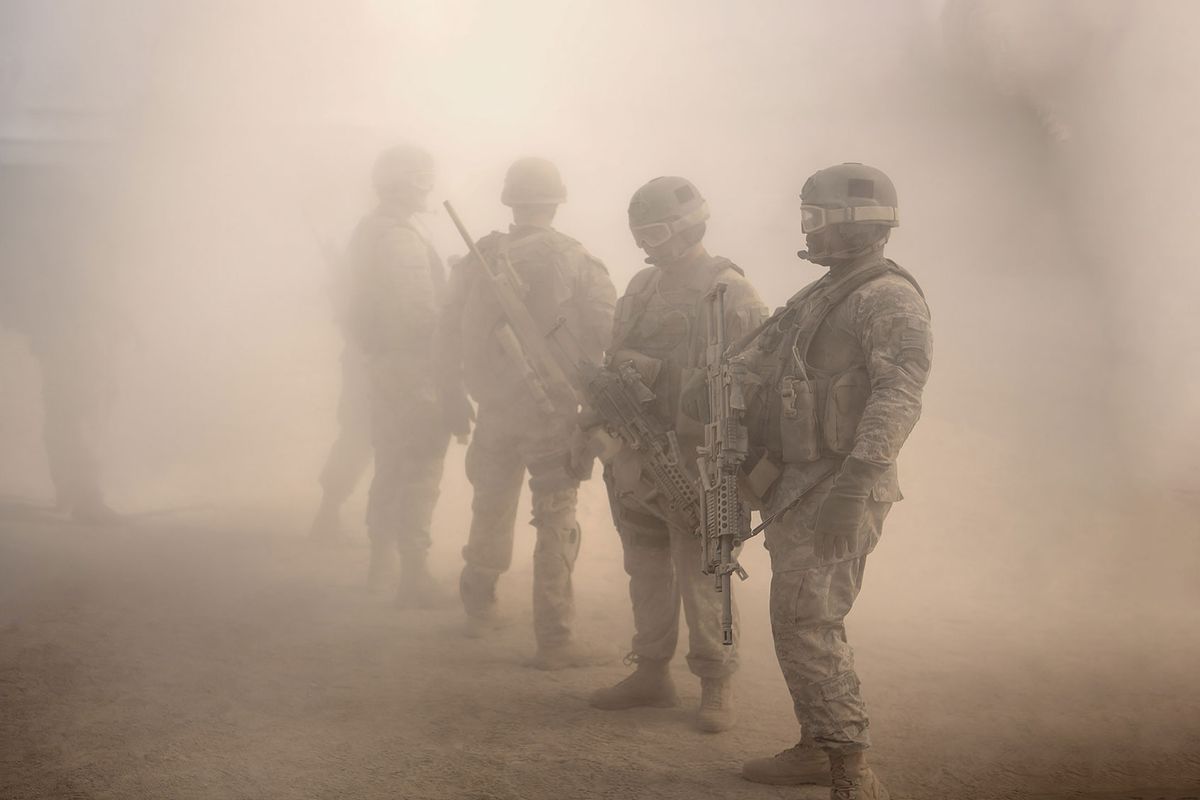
<box><xmin>697</xmin><ymin>283</ymin><xmax>750</xmax><ymax>646</ymax></box>
<box><xmin>443</xmin><ymin>201</ymin><xmax>578</xmax><ymax>417</ymax></box>
<box><xmin>548</xmin><ymin>318</ymin><xmax>702</xmax><ymax>536</ymax></box>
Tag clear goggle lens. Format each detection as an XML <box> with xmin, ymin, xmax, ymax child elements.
<box><xmin>801</xmin><ymin>205</ymin><xmax>829</xmax><ymax>234</ymax></box>
<box><xmin>407</xmin><ymin>171</ymin><xmax>435</xmax><ymax>192</ymax></box>
<box><xmin>631</xmin><ymin>222</ymin><xmax>674</xmax><ymax>248</ymax></box>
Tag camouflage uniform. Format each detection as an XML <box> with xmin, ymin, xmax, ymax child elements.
<box><xmin>735</xmin><ymin>253</ymin><xmax>932</xmax><ymax>753</ymax></box>
<box><xmin>345</xmin><ymin>206</ymin><xmax>449</xmax><ymax>561</ymax></box>
<box><xmin>607</xmin><ymin>257</ymin><xmax>768</xmax><ymax>677</ymax></box>
<box><xmin>439</xmin><ymin>225</ymin><xmax>615</xmax><ymax>647</ymax></box>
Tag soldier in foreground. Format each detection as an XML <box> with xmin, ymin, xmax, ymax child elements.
<box><xmin>437</xmin><ymin>157</ymin><xmax>617</xmax><ymax>669</ymax></box>
<box><xmin>734</xmin><ymin>163</ymin><xmax>932</xmax><ymax>799</ymax></box>
<box><xmin>588</xmin><ymin>177</ymin><xmax>767</xmax><ymax>732</ymax></box>
<box><xmin>345</xmin><ymin>144</ymin><xmax>463</xmax><ymax>605</ymax></box>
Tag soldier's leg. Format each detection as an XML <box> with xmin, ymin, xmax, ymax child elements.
<box><xmin>671</xmin><ymin>523</ymin><xmax>739</xmax><ymax>731</ymax></box>
<box><xmin>526</xmin><ymin>453</ymin><xmax>579</xmax><ymax>648</ymax></box>
<box><xmin>769</xmin><ymin>494</ymin><xmax>890</xmax><ymax>755</ymax></box>
<box><xmin>312</xmin><ymin>346</ymin><xmax>374</xmax><ymax>538</ymax></box>
<box><xmin>365</xmin><ymin>365</ymin><xmax>448</xmax><ymax>594</ymax></box>
<box><xmin>318</xmin><ymin>346</ymin><xmax>374</xmax><ymax>507</ymax></box>
<box><xmin>588</xmin><ymin>475</ymin><xmax>681</xmax><ymax>707</ymax></box>
<box><xmin>672</xmin><ymin>525</ymin><xmax>739</xmax><ymax>680</ymax></box>
<box><xmin>460</xmin><ymin>411</ymin><xmax>524</xmax><ymax>619</ymax></box>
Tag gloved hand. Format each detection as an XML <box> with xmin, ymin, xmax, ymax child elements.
<box><xmin>439</xmin><ymin>381</ymin><xmax>475</xmax><ymax>443</ymax></box>
<box><xmin>566</xmin><ymin>426</ymin><xmax>598</xmax><ymax>481</ymax></box>
<box><xmin>814</xmin><ymin>456</ymin><xmax>886</xmax><ymax>562</ymax></box>
<box><xmin>610</xmin><ymin>349</ymin><xmax>663</xmax><ymax>388</ymax></box>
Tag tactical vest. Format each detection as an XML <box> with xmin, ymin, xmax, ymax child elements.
<box><xmin>744</xmin><ymin>258</ymin><xmax>924</xmax><ymax>467</ymax></box>
<box><xmin>613</xmin><ymin>256</ymin><xmax>744</xmax><ymax>367</ymax></box>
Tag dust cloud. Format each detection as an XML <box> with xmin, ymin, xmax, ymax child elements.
<box><xmin>1</xmin><ymin>2</ymin><xmax>1197</xmax><ymax>798</ymax></box>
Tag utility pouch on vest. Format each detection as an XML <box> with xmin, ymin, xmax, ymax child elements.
<box><xmin>823</xmin><ymin>367</ymin><xmax>870</xmax><ymax>455</ymax></box>
<box><xmin>739</xmin><ymin>449</ymin><xmax>782</xmax><ymax>510</ymax></box>
<box><xmin>779</xmin><ymin>375</ymin><xmax>822</xmax><ymax>463</ymax></box>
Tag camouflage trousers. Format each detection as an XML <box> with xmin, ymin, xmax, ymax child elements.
<box><xmin>764</xmin><ymin>471</ymin><xmax>893</xmax><ymax>753</ymax></box>
<box><xmin>318</xmin><ymin>344</ymin><xmax>373</xmax><ymax>505</ymax></box>
<box><xmin>365</xmin><ymin>356</ymin><xmax>449</xmax><ymax>556</ymax></box>
<box><xmin>460</xmin><ymin>403</ymin><xmax>581</xmax><ymax>648</ymax></box>
<box><xmin>604</xmin><ymin>461</ymin><xmax>739</xmax><ymax>679</ymax></box>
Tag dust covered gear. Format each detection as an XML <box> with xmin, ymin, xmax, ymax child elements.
<box><xmin>799</xmin><ymin>163</ymin><xmax>898</xmax><ymax>265</ymax></box>
<box><xmin>437</xmin><ymin>217</ymin><xmax>616</xmax><ymax>650</ymax></box>
<box><xmin>742</xmin><ymin>741</ymin><xmax>831</xmax><ymax>786</ymax></box>
<box><xmin>371</xmin><ymin>144</ymin><xmax>435</xmax><ymax>200</ymax></box>
<box><xmin>501</xmin><ymin>156</ymin><xmax>567</xmax><ymax>206</ymax></box>
<box><xmin>829</xmin><ymin>751</ymin><xmax>891</xmax><ymax>800</ymax></box>
<box><xmin>628</xmin><ymin>176</ymin><xmax>711</xmax><ymax>262</ymax></box>
<box><xmin>395</xmin><ymin>550</ymin><xmax>447</xmax><ymax>610</ymax></box>
<box><xmin>605</xmin><ymin>251</ymin><xmax>768</xmax><ymax>692</ymax></box>
<box><xmin>731</xmin><ymin>206</ymin><xmax>931</xmax><ymax>755</ymax></box>
<box><xmin>345</xmin><ymin>200</ymin><xmax>451</xmax><ymax>579</ymax></box>
<box><xmin>589</xmin><ymin>656</ymin><xmax>679</xmax><ymax>710</ymax></box>
<box><xmin>697</xmin><ymin>676</ymin><xmax>736</xmax><ymax>733</ymax></box>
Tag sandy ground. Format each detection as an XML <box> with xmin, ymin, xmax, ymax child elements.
<box><xmin>1</xmin><ymin>483</ymin><xmax>1198</xmax><ymax>800</ymax></box>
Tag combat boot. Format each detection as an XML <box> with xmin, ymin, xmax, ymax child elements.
<box><xmin>394</xmin><ymin>552</ymin><xmax>445</xmax><ymax>610</ymax></box>
<box><xmin>695</xmin><ymin>676</ymin><xmax>736</xmax><ymax>733</ymax></box>
<box><xmin>589</xmin><ymin>656</ymin><xmax>679</xmax><ymax>710</ymax></box>
<box><xmin>742</xmin><ymin>741</ymin><xmax>830</xmax><ymax>786</ymax></box>
<box><xmin>530</xmin><ymin>639</ymin><xmax>617</xmax><ymax>671</ymax></box>
<box><xmin>829</xmin><ymin>751</ymin><xmax>890</xmax><ymax>800</ymax></box>
<box><xmin>366</xmin><ymin>540</ymin><xmax>396</xmax><ymax>594</ymax></box>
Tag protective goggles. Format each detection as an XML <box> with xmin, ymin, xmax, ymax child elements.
<box><xmin>630</xmin><ymin>221</ymin><xmax>674</xmax><ymax>248</ymax></box>
<box><xmin>630</xmin><ymin>202</ymin><xmax>710</xmax><ymax>248</ymax></box>
<box><xmin>801</xmin><ymin>204</ymin><xmax>898</xmax><ymax>234</ymax></box>
<box><xmin>405</xmin><ymin>170</ymin><xmax>436</xmax><ymax>192</ymax></box>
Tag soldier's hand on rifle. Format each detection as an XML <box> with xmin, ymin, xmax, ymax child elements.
<box><xmin>814</xmin><ymin>457</ymin><xmax>886</xmax><ymax>562</ymax></box>
<box><xmin>439</xmin><ymin>381</ymin><xmax>475</xmax><ymax>443</ymax></box>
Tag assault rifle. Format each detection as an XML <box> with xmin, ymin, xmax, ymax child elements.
<box><xmin>443</xmin><ymin>201</ymin><xmax>578</xmax><ymax>417</ymax></box>
<box><xmin>697</xmin><ymin>283</ymin><xmax>750</xmax><ymax>646</ymax></box>
<box><xmin>548</xmin><ymin>319</ymin><xmax>702</xmax><ymax>536</ymax></box>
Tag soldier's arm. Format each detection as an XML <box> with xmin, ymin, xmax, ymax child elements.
<box><xmin>851</xmin><ymin>282</ymin><xmax>933</xmax><ymax>466</ymax></box>
<box><xmin>574</xmin><ymin>254</ymin><xmax>618</xmax><ymax>363</ymax></box>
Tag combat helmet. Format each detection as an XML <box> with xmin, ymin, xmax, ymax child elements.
<box><xmin>627</xmin><ymin>176</ymin><xmax>710</xmax><ymax>255</ymax></box>
<box><xmin>501</xmin><ymin>157</ymin><xmax>567</xmax><ymax>206</ymax></box>
<box><xmin>372</xmin><ymin>144</ymin><xmax>435</xmax><ymax>199</ymax></box>
<box><xmin>799</xmin><ymin>162</ymin><xmax>898</xmax><ymax>234</ymax></box>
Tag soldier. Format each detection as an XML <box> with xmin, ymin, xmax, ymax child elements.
<box><xmin>437</xmin><ymin>157</ymin><xmax>618</xmax><ymax>669</ymax></box>
<box><xmin>735</xmin><ymin>163</ymin><xmax>932</xmax><ymax>799</ymax></box>
<box><xmin>588</xmin><ymin>177</ymin><xmax>768</xmax><ymax>732</ymax></box>
<box><xmin>345</xmin><ymin>144</ymin><xmax>464</xmax><ymax>605</ymax></box>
